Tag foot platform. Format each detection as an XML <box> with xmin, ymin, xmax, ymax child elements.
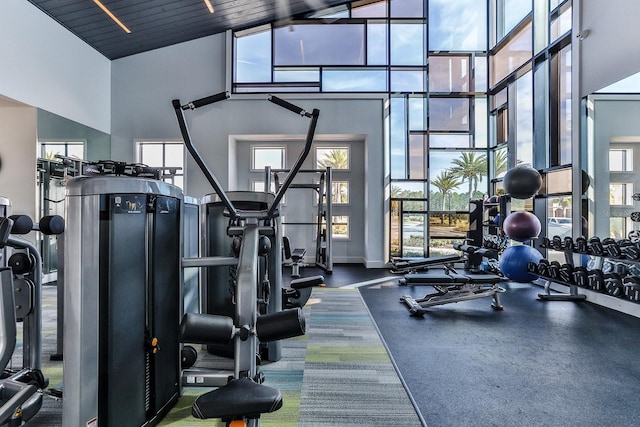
<box><xmin>192</xmin><ymin>378</ymin><xmax>283</xmax><ymax>421</ymax></box>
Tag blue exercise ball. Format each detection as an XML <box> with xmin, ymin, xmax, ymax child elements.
<box><xmin>503</xmin><ymin>166</ymin><xmax>542</xmax><ymax>199</ymax></box>
<box><xmin>503</xmin><ymin>211</ymin><xmax>541</xmax><ymax>242</ymax></box>
<box><xmin>499</xmin><ymin>245</ymin><xmax>543</xmax><ymax>282</ymax></box>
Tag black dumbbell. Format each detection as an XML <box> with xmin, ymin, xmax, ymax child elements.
<box><xmin>604</xmin><ymin>273</ymin><xmax>624</xmax><ymax>297</ymax></box>
<box><xmin>587</xmin><ymin>269</ymin><xmax>605</xmax><ymax>291</ymax></box>
<box><xmin>575</xmin><ymin>236</ymin><xmax>589</xmax><ymax>253</ymax></box>
<box><xmin>572</xmin><ymin>267</ymin><xmax>588</xmax><ymax>287</ymax></box>
<box><xmin>589</xmin><ymin>237</ymin><xmax>604</xmax><ymax>256</ymax></box>
<box><xmin>527</xmin><ymin>261</ymin><xmax>539</xmax><ymax>274</ymax></box>
<box><xmin>623</xmin><ymin>276</ymin><xmax>640</xmax><ymax>302</ymax></box>
<box><xmin>559</xmin><ymin>263</ymin><xmax>574</xmax><ymax>284</ymax></box>
<box><xmin>603</xmin><ymin>237</ymin><xmax>622</xmax><ymax>258</ymax></box>
<box><xmin>540</xmin><ymin>237</ymin><xmax>551</xmax><ymax>249</ymax></box>
<box><xmin>551</xmin><ymin>236</ymin><xmax>563</xmax><ymax>250</ymax></box>
<box><xmin>622</xmin><ymin>242</ymin><xmax>640</xmax><ymax>261</ymax></box>
<box><xmin>548</xmin><ymin>261</ymin><xmax>561</xmax><ymax>280</ymax></box>
<box><xmin>537</xmin><ymin>259</ymin><xmax>550</xmax><ymax>277</ymax></box>
<box><xmin>563</xmin><ymin>237</ymin><xmax>575</xmax><ymax>252</ymax></box>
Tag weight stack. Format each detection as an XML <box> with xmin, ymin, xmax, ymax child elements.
<box><xmin>63</xmin><ymin>176</ymin><xmax>182</xmax><ymax>427</ymax></box>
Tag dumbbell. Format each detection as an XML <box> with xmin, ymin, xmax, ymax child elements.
<box><xmin>559</xmin><ymin>263</ymin><xmax>574</xmax><ymax>284</ymax></box>
<box><xmin>575</xmin><ymin>236</ymin><xmax>589</xmax><ymax>253</ymax></box>
<box><xmin>602</xmin><ymin>237</ymin><xmax>622</xmax><ymax>258</ymax></box>
<box><xmin>537</xmin><ymin>259</ymin><xmax>550</xmax><ymax>277</ymax></box>
<box><xmin>548</xmin><ymin>261</ymin><xmax>561</xmax><ymax>280</ymax></box>
<box><xmin>572</xmin><ymin>266</ymin><xmax>588</xmax><ymax>287</ymax></box>
<box><xmin>604</xmin><ymin>273</ymin><xmax>624</xmax><ymax>297</ymax></box>
<box><xmin>587</xmin><ymin>269</ymin><xmax>605</xmax><ymax>291</ymax></box>
<box><xmin>588</xmin><ymin>237</ymin><xmax>604</xmax><ymax>256</ymax></box>
<box><xmin>623</xmin><ymin>276</ymin><xmax>640</xmax><ymax>302</ymax></box>
<box><xmin>540</xmin><ymin>237</ymin><xmax>552</xmax><ymax>249</ymax></box>
<box><xmin>622</xmin><ymin>242</ymin><xmax>640</xmax><ymax>261</ymax></box>
<box><xmin>563</xmin><ymin>237</ymin><xmax>575</xmax><ymax>252</ymax></box>
<box><xmin>551</xmin><ymin>236</ymin><xmax>563</xmax><ymax>251</ymax></box>
<box><xmin>527</xmin><ymin>261</ymin><xmax>539</xmax><ymax>275</ymax></box>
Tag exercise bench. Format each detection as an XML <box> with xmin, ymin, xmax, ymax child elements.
<box><xmin>283</xmin><ymin>236</ymin><xmax>307</xmax><ymax>278</ymax></box>
<box><xmin>399</xmin><ymin>266</ymin><xmax>505</xmax><ymax>316</ymax></box>
<box><xmin>390</xmin><ymin>254</ymin><xmax>461</xmax><ymax>274</ymax></box>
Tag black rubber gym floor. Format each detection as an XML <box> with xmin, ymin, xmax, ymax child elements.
<box><xmin>359</xmin><ymin>279</ymin><xmax>640</xmax><ymax>426</ymax></box>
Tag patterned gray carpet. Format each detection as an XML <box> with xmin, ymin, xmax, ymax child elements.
<box><xmin>21</xmin><ymin>285</ymin><xmax>422</xmax><ymax>426</ymax></box>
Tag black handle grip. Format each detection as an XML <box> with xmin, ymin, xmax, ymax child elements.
<box><xmin>183</xmin><ymin>91</ymin><xmax>230</xmax><ymax>110</ymax></box>
<box><xmin>268</xmin><ymin>95</ymin><xmax>309</xmax><ymax>117</ymax></box>
<box><xmin>8</xmin><ymin>215</ymin><xmax>34</xmax><ymax>235</ymax></box>
<box><xmin>39</xmin><ymin>215</ymin><xmax>65</xmax><ymax>235</ymax></box>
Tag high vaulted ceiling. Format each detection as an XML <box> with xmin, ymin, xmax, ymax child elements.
<box><xmin>27</xmin><ymin>0</ymin><xmax>350</xmax><ymax>60</ymax></box>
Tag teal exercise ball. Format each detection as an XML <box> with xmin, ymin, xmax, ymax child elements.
<box><xmin>499</xmin><ymin>245</ymin><xmax>543</xmax><ymax>282</ymax></box>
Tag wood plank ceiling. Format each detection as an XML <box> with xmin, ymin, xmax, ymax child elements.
<box><xmin>27</xmin><ymin>0</ymin><xmax>351</xmax><ymax>60</ymax></box>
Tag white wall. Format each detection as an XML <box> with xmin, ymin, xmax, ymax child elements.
<box><xmin>579</xmin><ymin>0</ymin><xmax>640</xmax><ymax>96</ymax></box>
<box><xmin>0</xmin><ymin>106</ymin><xmax>37</xmax><ymax>221</ymax></box>
<box><xmin>111</xmin><ymin>34</ymin><xmax>387</xmax><ymax>266</ymax></box>
<box><xmin>0</xmin><ymin>0</ymin><xmax>111</xmax><ymax>133</ymax></box>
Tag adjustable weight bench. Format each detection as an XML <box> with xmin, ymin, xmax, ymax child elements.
<box><xmin>399</xmin><ymin>266</ymin><xmax>505</xmax><ymax>316</ymax></box>
<box><xmin>283</xmin><ymin>236</ymin><xmax>307</xmax><ymax>278</ymax></box>
<box><xmin>390</xmin><ymin>254</ymin><xmax>461</xmax><ymax>274</ymax></box>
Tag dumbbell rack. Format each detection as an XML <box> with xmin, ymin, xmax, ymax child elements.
<box><xmin>530</xmin><ymin>235</ymin><xmax>640</xmax><ymax>305</ymax></box>
<box><xmin>481</xmin><ymin>195</ymin><xmax>510</xmax><ymax>252</ymax></box>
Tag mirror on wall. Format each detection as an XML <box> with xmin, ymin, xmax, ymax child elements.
<box><xmin>584</xmin><ymin>72</ymin><xmax>640</xmax><ymax>241</ymax></box>
<box><xmin>37</xmin><ymin>109</ymin><xmax>111</xmax><ymax>281</ymax></box>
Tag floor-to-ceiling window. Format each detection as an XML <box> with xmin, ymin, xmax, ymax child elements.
<box><xmin>231</xmin><ymin>0</ymin><xmax>572</xmax><ymax>261</ymax></box>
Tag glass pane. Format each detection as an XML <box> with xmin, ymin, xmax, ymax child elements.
<box><xmin>610</xmin><ymin>183</ymin><xmax>633</xmax><ymax>206</ymax></box>
<box><xmin>235</xmin><ymin>28</ymin><xmax>272</xmax><ymax>82</ymax></box>
<box><xmin>429</xmin><ymin>168</ymin><xmax>464</xmax><ymax>210</ymax></box>
<box><xmin>429</xmin><ymin>214</ymin><xmax>469</xmax><ymax>240</ymax></box>
<box><xmin>550</xmin><ymin>5</ymin><xmax>572</xmax><ymax>43</ymax></box>
<box><xmin>558</xmin><ymin>44</ymin><xmax>572</xmax><ymax>165</ymax></box>
<box><xmin>141</xmin><ymin>144</ymin><xmax>163</xmax><ymax>166</ymax></box>
<box><xmin>316</xmin><ymin>147</ymin><xmax>349</xmax><ymax>169</ymax></box>
<box><xmin>172</xmin><ymin>176</ymin><xmax>184</xmax><ymax>190</ymax></box>
<box><xmin>322</xmin><ymin>69</ymin><xmax>387</xmax><ymax>92</ymax></box>
<box><xmin>408</xmin><ymin>97</ymin><xmax>426</xmax><ymax>131</ymax></box>
<box><xmin>474</xmin><ymin>55</ymin><xmax>488</xmax><ymax>92</ymax></box>
<box><xmin>610</xmin><ymin>149</ymin><xmax>633</xmax><ymax>172</ymax></box>
<box><xmin>429</xmin><ymin>56</ymin><xmax>471</xmax><ymax>93</ymax></box>
<box><xmin>533</xmin><ymin>0</ymin><xmax>548</xmax><ymax>54</ymax></box>
<box><xmin>499</xmin><ymin>0</ymin><xmax>532</xmax><ymax>39</ymax></box>
<box><xmin>391</xmin><ymin>181</ymin><xmax>425</xmax><ymax>198</ymax></box>
<box><xmin>402</xmin><ymin>213</ymin><xmax>425</xmax><ymax>257</ymax></box>
<box><xmin>390</xmin><ymin>22</ymin><xmax>425</xmax><ymax>66</ymax></box>
<box><xmin>430</xmin><ymin>150</ymin><xmax>487</xmax><ymax>208</ymax></box>
<box><xmin>390</xmin><ymin>97</ymin><xmax>407</xmax><ymax>179</ymax></box>
<box><xmin>391</xmin><ymin>199</ymin><xmax>400</xmax><ymax>257</ymax></box>
<box><xmin>429</xmin><ymin>134</ymin><xmax>472</xmax><ymax>148</ymax></box>
<box><xmin>332</xmin><ymin>181</ymin><xmax>349</xmax><ymax>204</ymax></box>
<box><xmin>429</xmin><ymin>238</ymin><xmax>463</xmax><ymax>256</ymax></box>
<box><xmin>547</xmin><ymin>195</ymin><xmax>572</xmax><ymax>237</ymax></box>
<box><xmin>274</xmin><ymin>68</ymin><xmax>320</xmax><ymax>82</ymax></box>
<box><xmin>253</xmin><ymin>147</ymin><xmax>285</xmax><ymax>170</ymax></box>
<box><xmin>164</xmin><ymin>144</ymin><xmax>184</xmax><ymax>168</ymax></box>
<box><xmin>352</xmin><ymin>0</ymin><xmax>388</xmax><ymax>18</ymax></box>
<box><xmin>408</xmin><ymin>134</ymin><xmax>425</xmax><ymax>179</ymax></box>
<box><xmin>390</xmin><ymin>69</ymin><xmax>425</xmax><ymax>92</ymax></box>
<box><xmin>67</xmin><ymin>144</ymin><xmax>85</xmax><ymax>159</ymax></box>
<box><xmin>429</xmin><ymin>98</ymin><xmax>470</xmax><ymax>131</ymax></box>
<box><xmin>494</xmin><ymin>145</ymin><xmax>508</xmax><ymax>178</ymax></box>
<box><xmin>542</xmin><ymin>167</ymin><xmax>572</xmax><ymax>194</ymax></box>
<box><xmin>490</xmin><ymin>21</ymin><xmax>532</xmax><ymax>87</ymax></box>
<box><xmin>475</xmin><ymin>97</ymin><xmax>488</xmax><ymax>148</ymax></box>
<box><xmin>516</xmin><ymin>71</ymin><xmax>533</xmax><ymax>166</ymax></box>
<box><xmin>428</xmin><ymin>0</ymin><xmax>487</xmax><ymax>51</ymax></box>
<box><xmin>42</xmin><ymin>144</ymin><xmax>65</xmax><ymax>158</ymax></box>
<box><xmin>610</xmin><ymin>217</ymin><xmax>632</xmax><ymax>240</ymax></box>
<box><xmin>390</xmin><ymin>0</ymin><xmax>423</xmax><ymax>17</ymax></box>
<box><xmin>332</xmin><ymin>215</ymin><xmax>349</xmax><ymax>239</ymax></box>
<box><xmin>367</xmin><ymin>21</ymin><xmax>388</xmax><ymax>65</ymax></box>
<box><xmin>274</xmin><ymin>24</ymin><xmax>365</xmax><ymax>66</ymax></box>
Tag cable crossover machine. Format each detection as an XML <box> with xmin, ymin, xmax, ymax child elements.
<box><xmin>264</xmin><ymin>166</ymin><xmax>333</xmax><ymax>275</ymax></box>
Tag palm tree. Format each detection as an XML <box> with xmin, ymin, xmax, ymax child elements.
<box><xmin>431</xmin><ymin>170</ymin><xmax>463</xmax><ymax>211</ymax></box>
<box><xmin>494</xmin><ymin>149</ymin><xmax>508</xmax><ymax>177</ymax></box>
<box><xmin>318</xmin><ymin>149</ymin><xmax>348</xmax><ymax>169</ymax></box>
<box><xmin>450</xmin><ymin>152</ymin><xmax>487</xmax><ymax>201</ymax></box>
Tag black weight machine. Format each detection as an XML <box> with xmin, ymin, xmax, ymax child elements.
<box><xmin>399</xmin><ymin>243</ymin><xmax>505</xmax><ymax>316</ymax></box>
<box><xmin>173</xmin><ymin>92</ymin><xmax>323</xmax><ymax>427</ymax></box>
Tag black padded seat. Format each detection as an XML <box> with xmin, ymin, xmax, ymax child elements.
<box><xmin>290</xmin><ymin>275</ymin><xmax>324</xmax><ymax>289</ymax></box>
<box><xmin>402</xmin><ymin>272</ymin><xmax>470</xmax><ymax>284</ymax></box>
<box><xmin>192</xmin><ymin>378</ymin><xmax>282</xmax><ymax>420</ymax></box>
<box><xmin>462</xmin><ymin>272</ymin><xmax>504</xmax><ymax>284</ymax></box>
<box><xmin>394</xmin><ymin>254</ymin><xmax>460</xmax><ymax>269</ymax></box>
